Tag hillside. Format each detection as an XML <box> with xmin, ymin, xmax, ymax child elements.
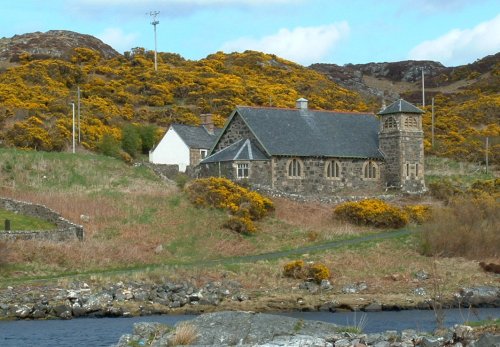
<box><xmin>311</xmin><ymin>54</ymin><xmax>500</xmax><ymax>164</ymax></box>
<box><xmin>0</xmin><ymin>30</ymin><xmax>498</xmax><ymax>164</ymax></box>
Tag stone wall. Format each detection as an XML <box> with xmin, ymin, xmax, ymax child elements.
<box><xmin>0</xmin><ymin>198</ymin><xmax>84</xmax><ymax>241</ymax></box>
<box><xmin>189</xmin><ymin>148</ymin><xmax>207</xmax><ymax>169</ymax></box>
<box><xmin>271</xmin><ymin>157</ymin><xmax>385</xmax><ymax>195</ymax></box>
<box><xmin>144</xmin><ymin>162</ymin><xmax>179</xmax><ymax>180</ymax></box>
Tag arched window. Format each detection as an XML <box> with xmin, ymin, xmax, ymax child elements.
<box><xmin>404</xmin><ymin>116</ymin><xmax>418</xmax><ymax>129</ymax></box>
<box><xmin>363</xmin><ymin>161</ymin><xmax>378</xmax><ymax>180</ymax></box>
<box><xmin>325</xmin><ymin>160</ymin><xmax>341</xmax><ymax>179</ymax></box>
<box><xmin>287</xmin><ymin>158</ymin><xmax>303</xmax><ymax>178</ymax></box>
<box><xmin>384</xmin><ymin>117</ymin><xmax>397</xmax><ymax>130</ymax></box>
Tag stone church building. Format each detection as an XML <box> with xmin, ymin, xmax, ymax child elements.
<box><xmin>198</xmin><ymin>98</ymin><xmax>425</xmax><ymax>195</ymax></box>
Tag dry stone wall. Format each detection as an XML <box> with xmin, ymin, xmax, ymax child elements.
<box><xmin>0</xmin><ymin>197</ymin><xmax>84</xmax><ymax>241</ymax></box>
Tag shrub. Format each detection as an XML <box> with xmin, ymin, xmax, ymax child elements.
<box><xmin>283</xmin><ymin>260</ymin><xmax>330</xmax><ymax>284</ymax></box>
<box><xmin>185</xmin><ymin>177</ymin><xmax>274</xmax><ymax>233</ymax></box>
<box><xmin>308</xmin><ymin>263</ymin><xmax>331</xmax><ymax>283</ymax></box>
<box><xmin>404</xmin><ymin>204</ymin><xmax>431</xmax><ymax>224</ymax></box>
<box><xmin>419</xmin><ymin>195</ymin><xmax>500</xmax><ymax>259</ymax></box>
<box><xmin>223</xmin><ymin>216</ymin><xmax>256</xmax><ymax>235</ymax></box>
<box><xmin>97</xmin><ymin>133</ymin><xmax>121</xmax><ymax>158</ymax></box>
<box><xmin>283</xmin><ymin>260</ymin><xmax>305</xmax><ymax>279</ymax></box>
<box><xmin>333</xmin><ymin>199</ymin><xmax>409</xmax><ymax>228</ymax></box>
<box><xmin>121</xmin><ymin>123</ymin><xmax>141</xmax><ymax>158</ymax></box>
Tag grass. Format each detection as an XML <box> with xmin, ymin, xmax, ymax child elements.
<box><xmin>0</xmin><ymin>147</ymin><xmax>497</xmax><ymax>304</ymax></box>
<box><xmin>0</xmin><ymin>208</ymin><xmax>56</xmax><ymax>231</ymax></box>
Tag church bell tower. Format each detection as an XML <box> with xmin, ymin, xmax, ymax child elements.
<box><xmin>378</xmin><ymin>99</ymin><xmax>426</xmax><ymax>193</ymax></box>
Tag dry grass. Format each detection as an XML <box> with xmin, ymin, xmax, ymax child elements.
<box><xmin>272</xmin><ymin>198</ymin><xmax>366</xmax><ymax>239</ymax></box>
<box><xmin>169</xmin><ymin>322</ymin><xmax>199</xmax><ymax>346</ymax></box>
<box><xmin>419</xmin><ymin>196</ymin><xmax>500</xmax><ymax>261</ymax></box>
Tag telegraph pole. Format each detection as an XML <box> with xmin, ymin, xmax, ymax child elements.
<box><xmin>77</xmin><ymin>86</ymin><xmax>81</xmax><ymax>143</ymax></box>
<box><xmin>149</xmin><ymin>11</ymin><xmax>160</xmax><ymax>71</ymax></box>
<box><xmin>70</xmin><ymin>102</ymin><xmax>75</xmax><ymax>154</ymax></box>
<box><xmin>431</xmin><ymin>97</ymin><xmax>435</xmax><ymax>148</ymax></box>
<box><xmin>421</xmin><ymin>67</ymin><xmax>425</xmax><ymax>107</ymax></box>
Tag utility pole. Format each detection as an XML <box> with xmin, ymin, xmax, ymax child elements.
<box><xmin>70</xmin><ymin>102</ymin><xmax>75</xmax><ymax>154</ymax></box>
<box><xmin>77</xmin><ymin>86</ymin><xmax>81</xmax><ymax>143</ymax></box>
<box><xmin>149</xmin><ymin>11</ymin><xmax>160</xmax><ymax>72</ymax></box>
<box><xmin>431</xmin><ymin>97</ymin><xmax>435</xmax><ymax>148</ymax></box>
<box><xmin>422</xmin><ymin>67</ymin><xmax>425</xmax><ymax>107</ymax></box>
<box><xmin>485</xmin><ymin>137</ymin><xmax>489</xmax><ymax>174</ymax></box>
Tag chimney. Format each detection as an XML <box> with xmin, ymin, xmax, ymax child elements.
<box><xmin>200</xmin><ymin>113</ymin><xmax>214</xmax><ymax>134</ymax></box>
<box><xmin>296</xmin><ymin>97</ymin><xmax>308</xmax><ymax>110</ymax></box>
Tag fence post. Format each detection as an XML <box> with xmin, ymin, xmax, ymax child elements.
<box><xmin>5</xmin><ymin>219</ymin><xmax>11</xmax><ymax>231</ymax></box>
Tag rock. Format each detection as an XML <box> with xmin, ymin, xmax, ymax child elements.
<box><xmin>154</xmin><ymin>244</ymin><xmax>163</xmax><ymax>254</ymax></box>
<box><xmin>320</xmin><ymin>279</ymin><xmax>333</xmax><ymax>291</ymax></box>
<box><xmin>342</xmin><ymin>282</ymin><xmax>368</xmax><ymax>294</ymax></box>
<box><xmin>472</xmin><ymin>333</ymin><xmax>500</xmax><ymax>347</ymax></box>
<box><xmin>453</xmin><ymin>325</ymin><xmax>473</xmax><ymax>340</ymax></box>
<box><xmin>458</xmin><ymin>286</ymin><xmax>500</xmax><ymax>307</ymax></box>
<box><xmin>414</xmin><ymin>270</ymin><xmax>430</xmax><ymax>280</ymax></box>
<box><xmin>300</xmin><ymin>281</ymin><xmax>319</xmax><ymax>293</ymax></box>
<box><xmin>15</xmin><ymin>305</ymin><xmax>32</xmax><ymax>319</ymax></box>
<box><xmin>31</xmin><ymin>309</ymin><xmax>47</xmax><ymax>319</ymax></box>
<box><xmin>82</xmin><ymin>292</ymin><xmax>113</xmax><ymax>312</ymax></box>
<box><xmin>52</xmin><ymin>304</ymin><xmax>72</xmax><ymax>319</ymax></box>
<box><xmin>414</xmin><ymin>287</ymin><xmax>427</xmax><ymax>296</ymax></box>
<box><xmin>420</xmin><ymin>336</ymin><xmax>442</xmax><ymax>347</ymax></box>
<box><xmin>363</xmin><ymin>302</ymin><xmax>382</xmax><ymax>312</ymax></box>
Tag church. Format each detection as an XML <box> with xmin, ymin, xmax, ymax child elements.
<box><xmin>197</xmin><ymin>98</ymin><xmax>426</xmax><ymax>195</ymax></box>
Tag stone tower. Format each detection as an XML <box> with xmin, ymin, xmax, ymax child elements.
<box><xmin>378</xmin><ymin>99</ymin><xmax>426</xmax><ymax>192</ymax></box>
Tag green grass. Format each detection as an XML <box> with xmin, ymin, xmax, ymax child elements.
<box><xmin>465</xmin><ymin>318</ymin><xmax>499</xmax><ymax>328</ymax></box>
<box><xmin>0</xmin><ymin>208</ymin><xmax>56</xmax><ymax>231</ymax></box>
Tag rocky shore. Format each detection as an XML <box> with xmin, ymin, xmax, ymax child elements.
<box><xmin>114</xmin><ymin>311</ymin><xmax>500</xmax><ymax>347</ymax></box>
<box><xmin>0</xmin><ymin>279</ymin><xmax>499</xmax><ymax>321</ymax></box>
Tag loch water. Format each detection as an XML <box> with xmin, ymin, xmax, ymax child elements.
<box><xmin>0</xmin><ymin>308</ymin><xmax>499</xmax><ymax>347</ymax></box>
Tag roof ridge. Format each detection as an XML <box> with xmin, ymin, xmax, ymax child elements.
<box><xmin>237</xmin><ymin>105</ymin><xmax>374</xmax><ymax>115</ymax></box>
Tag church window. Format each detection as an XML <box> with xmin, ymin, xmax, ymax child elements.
<box><xmin>237</xmin><ymin>163</ymin><xmax>249</xmax><ymax>179</ymax></box>
<box><xmin>363</xmin><ymin>161</ymin><xmax>378</xmax><ymax>180</ymax></box>
<box><xmin>287</xmin><ymin>158</ymin><xmax>303</xmax><ymax>178</ymax></box>
<box><xmin>326</xmin><ymin>160</ymin><xmax>341</xmax><ymax>179</ymax></box>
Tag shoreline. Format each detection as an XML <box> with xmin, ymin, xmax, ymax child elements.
<box><xmin>1</xmin><ymin>279</ymin><xmax>498</xmax><ymax>321</ymax></box>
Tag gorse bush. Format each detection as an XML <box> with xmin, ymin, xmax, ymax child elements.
<box><xmin>333</xmin><ymin>199</ymin><xmax>409</xmax><ymax>228</ymax></box>
<box><xmin>185</xmin><ymin>177</ymin><xmax>274</xmax><ymax>233</ymax></box>
<box><xmin>283</xmin><ymin>260</ymin><xmax>331</xmax><ymax>284</ymax></box>
<box><xmin>429</xmin><ymin>177</ymin><xmax>499</xmax><ymax>202</ymax></box>
<box><xmin>404</xmin><ymin>205</ymin><xmax>431</xmax><ymax>224</ymax></box>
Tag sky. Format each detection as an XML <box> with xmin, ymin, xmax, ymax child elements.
<box><xmin>1</xmin><ymin>0</ymin><xmax>500</xmax><ymax>67</ymax></box>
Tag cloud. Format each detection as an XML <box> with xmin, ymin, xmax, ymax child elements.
<box><xmin>67</xmin><ymin>0</ymin><xmax>302</xmax><ymax>18</ymax></box>
<box><xmin>97</xmin><ymin>28</ymin><xmax>139</xmax><ymax>52</ymax></box>
<box><xmin>408</xmin><ymin>14</ymin><xmax>500</xmax><ymax>66</ymax></box>
<box><xmin>220</xmin><ymin>22</ymin><xmax>350</xmax><ymax>65</ymax></box>
<box><xmin>403</xmin><ymin>0</ymin><xmax>482</xmax><ymax>13</ymax></box>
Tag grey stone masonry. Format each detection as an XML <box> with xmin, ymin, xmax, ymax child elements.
<box><xmin>379</xmin><ymin>112</ymin><xmax>425</xmax><ymax>193</ymax></box>
<box><xmin>213</xmin><ymin>114</ymin><xmax>260</xmax><ymax>153</ymax></box>
<box><xmin>0</xmin><ymin>197</ymin><xmax>84</xmax><ymax>241</ymax></box>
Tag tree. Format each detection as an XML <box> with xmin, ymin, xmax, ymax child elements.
<box><xmin>121</xmin><ymin>124</ymin><xmax>141</xmax><ymax>158</ymax></box>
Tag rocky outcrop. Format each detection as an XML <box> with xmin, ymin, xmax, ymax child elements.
<box><xmin>0</xmin><ymin>30</ymin><xmax>119</xmax><ymax>62</ymax></box>
<box><xmin>114</xmin><ymin>311</ymin><xmax>500</xmax><ymax>347</ymax></box>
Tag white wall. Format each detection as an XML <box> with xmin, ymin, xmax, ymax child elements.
<box><xmin>149</xmin><ymin>128</ymin><xmax>190</xmax><ymax>172</ymax></box>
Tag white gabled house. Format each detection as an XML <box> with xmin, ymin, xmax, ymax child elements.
<box><xmin>149</xmin><ymin>114</ymin><xmax>221</xmax><ymax>172</ymax></box>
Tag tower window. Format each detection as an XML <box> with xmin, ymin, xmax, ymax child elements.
<box><xmin>326</xmin><ymin>160</ymin><xmax>341</xmax><ymax>179</ymax></box>
<box><xmin>287</xmin><ymin>158</ymin><xmax>303</xmax><ymax>178</ymax></box>
<box><xmin>384</xmin><ymin>117</ymin><xmax>397</xmax><ymax>130</ymax></box>
<box><xmin>363</xmin><ymin>161</ymin><xmax>379</xmax><ymax>180</ymax></box>
<box><xmin>404</xmin><ymin>116</ymin><xmax>418</xmax><ymax>129</ymax></box>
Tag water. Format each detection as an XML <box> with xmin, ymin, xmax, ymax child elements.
<box><xmin>0</xmin><ymin>308</ymin><xmax>498</xmax><ymax>347</ymax></box>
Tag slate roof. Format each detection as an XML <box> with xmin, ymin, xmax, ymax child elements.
<box><xmin>378</xmin><ymin>99</ymin><xmax>424</xmax><ymax>115</ymax></box>
<box><xmin>202</xmin><ymin>139</ymin><xmax>268</xmax><ymax>163</ymax></box>
<box><xmin>216</xmin><ymin>106</ymin><xmax>383</xmax><ymax>159</ymax></box>
<box><xmin>171</xmin><ymin>124</ymin><xmax>222</xmax><ymax>149</ymax></box>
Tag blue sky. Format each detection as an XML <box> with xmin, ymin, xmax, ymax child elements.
<box><xmin>2</xmin><ymin>0</ymin><xmax>499</xmax><ymax>66</ymax></box>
